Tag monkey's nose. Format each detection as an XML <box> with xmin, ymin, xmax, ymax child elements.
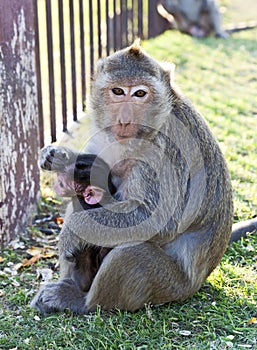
<box><xmin>118</xmin><ymin>120</ymin><xmax>131</xmax><ymax>130</ymax></box>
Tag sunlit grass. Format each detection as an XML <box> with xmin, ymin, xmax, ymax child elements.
<box><xmin>1</xmin><ymin>1</ymin><xmax>257</xmax><ymax>349</ymax></box>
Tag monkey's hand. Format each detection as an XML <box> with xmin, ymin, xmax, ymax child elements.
<box><xmin>40</xmin><ymin>145</ymin><xmax>78</xmax><ymax>171</ymax></box>
<box><xmin>30</xmin><ymin>279</ymin><xmax>87</xmax><ymax>314</ymax></box>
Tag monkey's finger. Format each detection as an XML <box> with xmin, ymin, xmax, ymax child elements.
<box><xmin>40</xmin><ymin>146</ymin><xmax>70</xmax><ymax>171</ymax></box>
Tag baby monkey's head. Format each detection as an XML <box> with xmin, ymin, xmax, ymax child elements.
<box><xmin>54</xmin><ymin>154</ymin><xmax>116</xmax><ymax>208</ymax></box>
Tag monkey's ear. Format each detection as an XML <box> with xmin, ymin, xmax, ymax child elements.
<box><xmin>83</xmin><ymin>185</ymin><xmax>104</xmax><ymax>205</ymax></box>
<box><xmin>160</xmin><ymin>62</ymin><xmax>176</xmax><ymax>86</ymax></box>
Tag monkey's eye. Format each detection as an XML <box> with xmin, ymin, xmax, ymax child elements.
<box><xmin>112</xmin><ymin>87</ymin><xmax>125</xmax><ymax>96</ymax></box>
<box><xmin>133</xmin><ymin>89</ymin><xmax>147</xmax><ymax>97</ymax></box>
<box><xmin>59</xmin><ymin>180</ymin><xmax>64</xmax><ymax>188</ymax></box>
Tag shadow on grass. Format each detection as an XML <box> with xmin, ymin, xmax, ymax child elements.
<box><xmin>193</xmin><ymin>31</ymin><xmax>257</xmax><ymax>53</ymax></box>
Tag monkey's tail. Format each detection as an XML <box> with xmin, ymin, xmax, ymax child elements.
<box><xmin>230</xmin><ymin>217</ymin><xmax>257</xmax><ymax>243</ymax></box>
<box><xmin>225</xmin><ymin>21</ymin><xmax>257</xmax><ymax>34</ymax></box>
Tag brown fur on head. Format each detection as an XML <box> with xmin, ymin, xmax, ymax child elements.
<box><xmin>127</xmin><ymin>40</ymin><xmax>143</xmax><ymax>57</ymax></box>
<box><xmin>95</xmin><ymin>42</ymin><xmax>164</xmax><ymax>82</ymax></box>
<box><xmin>90</xmin><ymin>42</ymin><xmax>176</xmax><ymax>139</ymax></box>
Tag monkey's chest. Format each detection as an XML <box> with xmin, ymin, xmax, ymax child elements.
<box><xmin>111</xmin><ymin>159</ymin><xmax>136</xmax><ymax>179</ymax></box>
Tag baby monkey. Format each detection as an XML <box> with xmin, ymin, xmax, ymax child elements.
<box><xmin>54</xmin><ymin>153</ymin><xmax>116</xmax><ymax>209</ymax></box>
<box><xmin>54</xmin><ymin>154</ymin><xmax>115</xmax><ymax>292</ymax></box>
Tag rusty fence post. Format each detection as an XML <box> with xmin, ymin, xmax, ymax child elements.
<box><xmin>0</xmin><ymin>0</ymin><xmax>40</xmax><ymax>246</ymax></box>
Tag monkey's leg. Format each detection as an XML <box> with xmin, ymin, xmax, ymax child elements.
<box><xmin>86</xmin><ymin>242</ymin><xmax>194</xmax><ymax>312</ymax></box>
<box><xmin>30</xmin><ymin>247</ymin><xmax>112</xmax><ymax>314</ymax></box>
<box><xmin>204</xmin><ymin>0</ymin><xmax>228</xmax><ymax>37</ymax></box>
<box><xmin>69</xmin><ymin>246</ymin><xmax>110</xmax><ymax>293</ymax></box>
<box><xmin>30</xmin><ymin>252</ymin><xmax>92</xmax><ymax>314</ymax></box>
<box><xmin>30</xmin><ymin>242</ymin><xmax>193</xmax><ymax>314</ymax></box>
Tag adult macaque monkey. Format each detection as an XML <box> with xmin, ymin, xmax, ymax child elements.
<box><xmin>159</xmin><ymin>0</ymin><xmax>228</xmax><ymax>37</ymax></box>
<box><xmin>31</xmin><ymin>42</ymin><xmax>256</xmax><ymax>314</ymax></box>
<box><xmin>160</xmin><ymin>0</ymin><xmax>228</xmax><ymax>38</ymax></box>
<box><xmin>158</xmin><ymin>0</ymin><xmax>257</xmax><ymax>38</ymax></box>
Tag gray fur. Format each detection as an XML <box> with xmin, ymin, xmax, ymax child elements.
<box><xmin>31</xmin><ymin>43</ymin><xmax>235</xmax><ymax>314</ymax></box>
<box><xmin>161</xmin><ymin>0</ymin><xmax>228</xmax><ymax>38</ymax></box>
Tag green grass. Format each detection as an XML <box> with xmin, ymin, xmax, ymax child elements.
<box><xmin>0</xmin><ymin>232</ymin><xmax>256</xmax><ymax>349</ymax></box>
<box><xmin>143</xmin><ymin>29</ymin><xmax>257</xmax><ymax>222</ymax></box>
<box><xmin>1</xmin><ymin>1</ymin><xmax>257</xmax><ymax>349</ymax></box>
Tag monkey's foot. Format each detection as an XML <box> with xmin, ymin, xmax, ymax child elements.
<box><xmin>215</xmin><ymin>30</ymin><xmax>229</xmax><ymax>39</ymax></box>
<box><xmin>30</xmin><ymin>279</ymin><xmax>87</xmax><ymax>314</ymax></box>
<box><xmin>189</xmin><ymin>25</ymin><xmax>206</xmax><ymax>38</ymax></box>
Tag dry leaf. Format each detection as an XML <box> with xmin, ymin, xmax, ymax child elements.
<box><xmin>16</xmin><ymin>247</ymin><xmax>57</xmax><ymax>270</ymax></box>
<box><xmin>11</xmin><ymin>280</ymin><xmax>20</xmax><ymax>287</ymax></box>
<box><xmin>8</xmin><ymin>239</ymin><xmax>25</xmax><ymax>249</ymax></box>
<box><xmin>179</xmin><ymin>330</ymin><xmax>191</xmax><ymax>336</ymax></box>
<box><xmin>13</xmin><ymin>263</ymin><xmax>23</xmax><ymax>271</ymax></box>
<box><xmin>0</xmin><ymin>256</ymin><xmax>4</xmax><ymax>262</ymax></box>
<box><xmin>3</xmin><ymin>267</ymin><xmax>17</xmax><ymax>276</ymax></box>
<box><xmin>55</xmin><ymin>217</ymin><xmax>64</xmax><ymax>225</ymax></box>
<box><xmin>238</xmin><ymin>345</ymin><xmax>253</xmax><ymax>348</ymax></box>
<box><xmin>20</xmin><ymin>254</ymin><xmax>41</xmax><ymax>268</ymax></box>
<box><xmin>26</xmin><ymin>246</ymin><xmax>56</xmax><ymax>258</ymax></box>
<box><xmin>225</xmin><ymin>341</ymin><xmax>233</xmax><ymax>348</ymax></box>
<box><xmin>41</xmin><ymin>249</ymin><xmax>57</xmax><ymax>258</ymax></box>
<box><xmin>26</xmin><ymin>247</ymin><xmax>42</xmax><ymax>256</ymax></box>
<box><xmin>226</xmin><ymin>335</ymin><xmax>235</xmax><ymax>340</ymax></box>
<box><xmin>248</xmin><ymin>317</ymin><xmax>257</xmax><ymax>324</ymax></box>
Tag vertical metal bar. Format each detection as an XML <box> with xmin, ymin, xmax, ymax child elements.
<box><xmin>131</xmin><ymin>0</ymin><xmax>135</xmax><ymax>39</ymax></box>
<box><xmin>34</xmin><ymin>0</ymin><xmax>44</xmax><ymax>147</ymax></box>
<box><xmin>148</xmin><ymin>0</ymin><xmax>151</xmax><ymax>39</ymax></box>
<box><xmin>97</xmin><ymin>0</ymin><xmax>102</xmax><ymax>58</ymax></box>
<box><xmin>45</xmin><ymin>0</ymin><xmax>56</xmax><ymax>142</ymax></box>
<box><xmin>58</xmin><ymin>0</ymin><xmax>67</xmax><ymax>131</ymax></box>
<box><xmin>119</xmin><ymin>0</ymin><xmax>123</xmax><ymax>48</ymax></box>
<box><xmin>106</xmin><ymin>0</ymin><xmax>110</xmax><ymax>56</ymax></box>
<box><xmin>148</xmin><ymin>0</ymin><xmax>156</xmax><ymax>39</ymax></box>
<box><xmin>89</xmin><ymin>0</ymin><xmax>94</xmax><ymax>77</ymax></box>
<box><xmin>113</xmin><ymin>0</ymin><xmax>117</xmax><ymax>51</ymax></box>
<box><xmin>124</xmin><ymin>0</ymin><xmax>128</xmax><ymax>46</ymax></box>
<box><xmin>79</xmin><ymin>0</ymin><xmax>86</xmax><ymax>110</ymax></box>
<box><xmin>138</xmin><ymin>0</ymin><xmax>143</xmax><ymax>39</ymax></box>
<box><xmin>69</xmin><ymin>0</ymin><xmax>77</xmax><ymax>121</ymax></box>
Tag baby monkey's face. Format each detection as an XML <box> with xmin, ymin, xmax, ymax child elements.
<box><xmin>54</xmin><ymin>164</ymin><xmax>105</xmax><ymax>205</ymax></box>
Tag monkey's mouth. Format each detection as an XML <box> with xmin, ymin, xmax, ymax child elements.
<box><xmin>112</xmin><ymin>124</ymin><xmax>139</xmax><ymax>142</ymax></box>
<box><xmin>115</xmin><ymin>134</ymin><xmax>133</xmax><ymax>142</ymax></box>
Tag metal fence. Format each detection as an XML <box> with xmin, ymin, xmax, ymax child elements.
<box><xmin>35</xmin><ymin>0</ymin><xmax>168</xmax><ymax>146</ymax></box>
